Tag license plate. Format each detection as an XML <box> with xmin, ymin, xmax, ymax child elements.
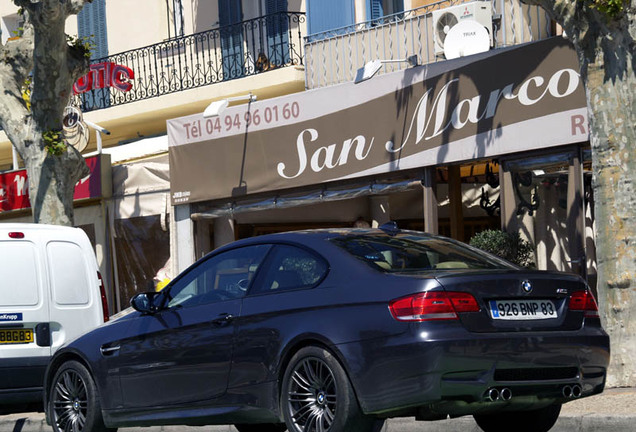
<box><xmin>489</xmin><ymin>300</ymin><xmax>557</xmax><ymax>320</ymax></box>
<box><xmin>0</xmin><ymin>328</ymin><xmax>34</xmax><ymax>344</ymax></box>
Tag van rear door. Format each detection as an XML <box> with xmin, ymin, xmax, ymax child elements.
<box><xmin>45</xmin><ymin>238</ymin><xmax>103</xmax><ymax>351</ymax></box>
<box><xmin>0</xmin><ymin>235</ymin><xmax>52</xmax><ymax>396</ymax></box>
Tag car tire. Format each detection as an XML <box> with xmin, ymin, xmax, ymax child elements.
<box><xmin>48</xmin><ymin>360</ymin><xmax>116</xmax><ymax>432</ymax></box>
<box><xmin>473</xmin><ymin>403</ymin><xmax>562</xmax><ymax>432</ymax></box>
<box><xmin>235</xmin><ymin>424</ymin><xmax>287</xmax><ymax>432</ymax></box>
<box><xmin>281</xmin><ymin>346</ymin><xmax>384</xmax><ymax>432</ymax></box>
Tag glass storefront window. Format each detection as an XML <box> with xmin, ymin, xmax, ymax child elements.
<box><xmin>114</xmin><ymin>216</ymin><xmax>171</xmax><ymax>311</ymax></box>
<box><xmin>504</xmin><ymin>152</ymin><xmax>585</xmax><ymax>275</ymax></box>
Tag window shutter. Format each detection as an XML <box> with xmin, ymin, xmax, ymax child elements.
<box><xmin>307</xmin><ymin>0</ymin><xmax>355</xmax><ymax>37</ymax></box>
<box><xmin>367</xmin><ymin>0</ymin><xmax>384</xmax><ymax>20</ymax></box>
<box><xmin>76</xmin><ymin>0</ymin><xmax>109</xmax><ymax>110</ymax></box>
<box><xmin>77</xmin><ymin>0</ymin><xmax>108</xmax><ymax>60</ymax></box>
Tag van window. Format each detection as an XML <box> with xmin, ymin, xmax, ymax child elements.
<box><xmin>0</xmin><ymin>242</ymin><xmax>40</xmax><ymax>306</ymax></box>
<box><xmin>47</xmin><ymin>241</ymin><xmax>90</xmax><ymax>306</ymax></box>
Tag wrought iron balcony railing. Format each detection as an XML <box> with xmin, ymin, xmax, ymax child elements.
<box><xmin>73</xmin><ymin>11</ymin><xmax>306</xmax><ymax>112</ymax></box>
<box><xmin>304</xmin><ymin>0</ymin><xmax>554</xmax><ymax>89</ymax></box>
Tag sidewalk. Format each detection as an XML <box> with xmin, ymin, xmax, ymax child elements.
<box><xmin>1</xmin><ymin>388</ymin><xmax>634</xmax><ymax>432</ymax></box>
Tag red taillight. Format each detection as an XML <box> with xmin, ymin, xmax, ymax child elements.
<box><xmin>8</xmin><ymin>232</ymin><xmax>25</xmax><ymax>239</ymax></box>
<box><xmin>389</xmin><ymin>291</ymin><xmax>480</xmax><ymax>321</ymax></box>
<box><xmin>569</xmin><ymin>290</ymin><xmax>599</xmax><ymax>318</ymax></box>
<box><xmin>97</xmin><ymin>272</ymin><xmax>110</xmax><ymax>322</ymax></box>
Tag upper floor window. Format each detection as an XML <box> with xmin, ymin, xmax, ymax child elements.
<box><xmin>307</xmin><ymin>0</ymin><xmax>404</xmax><ymax>39</ymax></box>
<box><xmin>77</xmin><ymin>0</ymin><xmax>109</xmax><ymax>109</ymax></box>
<box><xmin>77</xmin><ymin>0</ymin><xmax>108</xmax><ymax>60</ymax></box>
<box><xmin>367</xmin><ymin>0</ymin><xmax>404</xmax><ymax>21</ymax></box>
<box><xmin>307</xmin><ymin>0</ymin><xmax>355</xmax><ymax>37</ymax></box>
<box><xmin>166</xmin><ymin>0</ymin><xmax>185</xmax><ymax>39</ymax></box>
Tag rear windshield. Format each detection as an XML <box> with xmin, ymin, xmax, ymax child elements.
<box><xmin>330</xmin><ymin>233</ymin><xmax>515</xmax><ymax>272</ymax></box>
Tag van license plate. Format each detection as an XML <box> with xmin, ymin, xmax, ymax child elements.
<box><xmin>0</xmin><ymin>328</ymin><xmax>34</xmax><ymax>344</ymax></box>
<box><xmin>489</xmin><ymin>300</ymin><xmax>557</xmax><ymax>320</ymax></box>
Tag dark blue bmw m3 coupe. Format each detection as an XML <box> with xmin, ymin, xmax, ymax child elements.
<box><xmin>43</xmin><ymin>227</ymin><xmax>609</xmax><ymax>432</ymax></box>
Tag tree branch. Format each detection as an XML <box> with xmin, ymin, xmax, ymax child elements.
<box><xmin>22</xmin><ymin>0</ymin><xmax>90</xmax><ymax>130</ymax></box>
<box><xmin>66</xmin><ymin>0</ymin><xmax>92</xmax><ymax>15</ymax></box>
<box><xmin>14</xmin><ymin>0</ymin><xmax>92</xmax><ymax>16</ymax></box>
<box><xmin>0</xmin><ymin>14</ymin><xmax>34</xmax><ymax>155</ymax></box>
<box><xmin>0</xmin><ymin>14</ymin><xmax>34</xmax><ymax>88</ymax></box>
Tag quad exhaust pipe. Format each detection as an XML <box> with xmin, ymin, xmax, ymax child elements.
<box><xmin>485</xmin><ymin>387</ymin><xmax>512</xmax><ymax>402</ymax></box>
<box><xmin>485</xmin><ymin>384</ymin><xmax>581</xmax><ymax>402</ymax></box>
<box><xmin>562</xmin><ymin>384</ymin><xmax>582</xmax><ymax>399</ymax></box>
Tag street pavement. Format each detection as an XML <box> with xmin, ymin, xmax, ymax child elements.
<box><xmin>1</xmin><ymin>387</ymin><xmax>634</xmax><ymax>432</ymax></box>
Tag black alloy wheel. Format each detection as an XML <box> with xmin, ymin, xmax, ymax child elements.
<box><xmin>282</xmin><ymin>346</ymin><xmax>384</xmax><ymax>432</ymax></box>
<box><xmin>49</xmin><ymin>360</ymin><xmax>115</xmax><ymax>432</ymax></box>
<box><xmin>474</xmin><ymin>403</ymin><xmax>562</xmax><ymax>432</ymax></box>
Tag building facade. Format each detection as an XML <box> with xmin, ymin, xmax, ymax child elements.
<box><xmin>168</xmin><ymin>1</ymin><xmax>596</xmax><ymax>294</ymax></box>
<box><xmin>0</xmin><ymin>0</ymin><xmax>307</xmax><ymax>311</ymax></box>
<box><xmin>1</xmin><ymin>0</ymin><xmax>594</xmax><ymax>312</ymax></box>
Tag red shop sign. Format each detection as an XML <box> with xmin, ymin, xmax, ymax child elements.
<box><xmin>73</xmin><ymin>62</ymin><xmax>135</xmax><ymax>94</ymax></box>
<box><xmin>0</xmin><ymin>156</ymin><xmax>103</xmax><ymax>213</ymax></box>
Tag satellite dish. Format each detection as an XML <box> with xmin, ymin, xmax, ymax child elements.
<box><xmin>435</xmin><ymin>12</ymin><xmax>459</xmax><ymax>51</ymax></box>
<box><xmin>62</xmin><ymin>106</ymin><xmax>90</xmax><ymax>153</ymax></box>
<box><xmin>443</xmin><ymin>19</ymin><xmax>491</xmax><ymax>60</ymax></box>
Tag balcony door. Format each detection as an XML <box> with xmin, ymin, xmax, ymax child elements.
<box><xmin>265</xmin><ymin>0</ymin><xmax>289</xmax><ymax>67</ymax></box>
<box><xmin>219</xmin><ymin>0</ymin><xmax>245</xmax><ymax>80</ymax></box>
<box><xmin>367</xmin><ymin>0</ymin><xmax>405</xmax><ymax>20</ymax></box>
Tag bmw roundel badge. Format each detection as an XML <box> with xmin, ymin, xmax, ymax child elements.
<box><xmin>521</xmin><ymin>280</ymin><xmax>533</xmax><ymax>293</ymax></box>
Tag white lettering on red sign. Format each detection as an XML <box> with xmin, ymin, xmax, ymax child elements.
<box><xmin>73</xmin><ymin>62</ymin><xmax>135</xmax><ymax>95</ymax></box>
<box><xmin>0</xmin><ymin>156</ymin><xmax>102</xmax><ymax>213</ymax></box>
<box><xmin>13</xmin><ymin>175</ymin><xmax>28</xmax><ymax>197</ymax></box>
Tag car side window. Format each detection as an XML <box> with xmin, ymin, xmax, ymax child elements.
<box><xmin>166</xmin><ymin>245</ymin><xmax>270</xmax><ymax>308</ymax></box>
<box><xmin>251</xmin><ymin>245</ymin><xmax>328</xmax><ymax>294</ymax></box>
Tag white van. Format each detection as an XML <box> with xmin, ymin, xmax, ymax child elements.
<box><xmin>0</xmin><ymin>223</ymin><xmax>109</xmax><ymax>406</ymax></box>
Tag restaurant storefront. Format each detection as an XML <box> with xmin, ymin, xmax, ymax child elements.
<box><xmin>167</xmin><ymin>37</ymin><xmax>596</xmax><ymax>287</ymax></box>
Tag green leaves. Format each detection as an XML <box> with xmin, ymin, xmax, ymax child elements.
<box><xmin>66</xmin><ymin>35</ymin><xmax>95</xmax><ymax>59</ymax></box>
<box><xmin>469</xmin><ymin>229</ymin><xmax>535</xmax><ymax>267</ymax></box>
<box><xmin>43</xmin><ymin>130</ymin><xmax>66</xmax><ymax>155</ymax></box>
<box><xmin>589</xmin><ymin>0</ymin><xmax>625</xmax><ymax>18</ymax></box>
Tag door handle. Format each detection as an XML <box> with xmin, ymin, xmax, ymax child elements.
<box><xmin>212</xmin><ymin>313</ymin><xmax>234</xmax><ymax>326</ymax></box>
<box><xmin>100</xmin><ymin>345</ymin><xmax>120</xmax><ymax>356</ymax></box>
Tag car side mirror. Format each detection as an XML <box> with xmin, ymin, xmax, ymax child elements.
<box><xmin>131</xmin><ymin>292</ymin><xmax>161</xmax><ymax>314</ymax></box>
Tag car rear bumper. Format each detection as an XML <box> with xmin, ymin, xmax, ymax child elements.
<box><xmin>336</xmin><ymin>324</ymin><xmax>610</xmax><ymax>417</ymax></box>
<box><xmin>0</xmin><ymin>357</ymin><xmax>48</xmax><ymax>405</ymax></box>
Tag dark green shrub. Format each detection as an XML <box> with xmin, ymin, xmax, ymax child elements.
<box><xmin>469</xmin><ymin>229</ymin><xmax>535</xmax><ymax>268</ymax></box>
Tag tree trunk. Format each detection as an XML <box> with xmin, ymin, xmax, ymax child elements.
<box><xmin>0</xmin><ymin>1</ymin><xmax>91</xmax><ymax>226</ymax></box>
<box><xmin>518</xmin><ymin>0</ymin><xmax>636</xmax><ymax>387</ymax></box>
<box><xmin>23</xmin><ymin>131</ymin><xmax>88</xmax><ymax>226</ymax></box>
<box><xmin>586</xmin><ymin>38</ymin><xmax>636</xmax><ymax>387</ymax></box>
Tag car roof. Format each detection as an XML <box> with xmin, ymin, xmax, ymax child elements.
<box><xmin>216</xmin><ymin>227</ymin><xmax>438</xmax><ymax>251</ymax></box>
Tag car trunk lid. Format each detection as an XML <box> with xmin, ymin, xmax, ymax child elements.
<box><xmin>434</xmin><ymin>270</ymin><xmax>592</xmax><ymax>332</ymax></box>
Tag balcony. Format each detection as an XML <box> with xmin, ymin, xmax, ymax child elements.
<box><xmin>304</xmin><ymin>0</ymin><xmax>554</xmax><ymax>89</ymax></box>
<box><xmin>73</xmin><ymin>11</ymin><xmax>306</xmax><ymax>112</ymax></box>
